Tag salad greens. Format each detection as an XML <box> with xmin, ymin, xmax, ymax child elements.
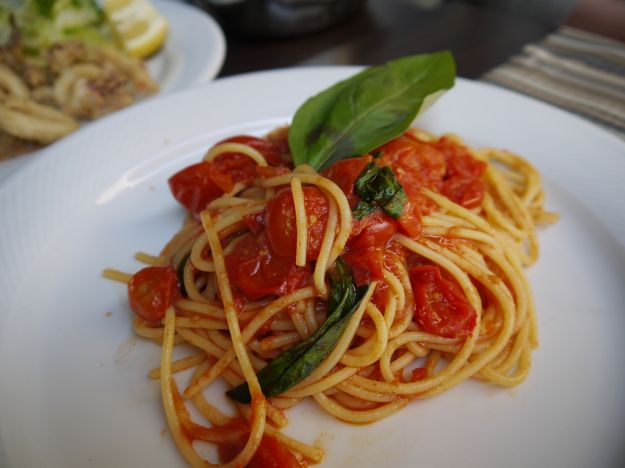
<box><xmin>1</xmin><ymin>0</ymin><xmax>114</xmax><ymax>54</ymax></box>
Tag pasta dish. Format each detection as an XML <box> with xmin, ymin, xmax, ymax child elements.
<box><xmin>104</xmin><ymin>53</ymin><xmax>557</xmax><ymax>467</ymax></box>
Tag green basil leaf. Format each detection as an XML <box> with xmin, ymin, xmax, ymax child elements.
<box><xmin>226</xmin><ymin>258</ymin><xmax>365</xmax><ymax>403</ymax></box>
<box><xmin>289</xmin><ymin>51</ymin><xmax>455</xmax><ymax>170</ymax></box>
<box><xmin>352</xmin><ymin>200</ymin><xmax>378</xmax><ymax>221</ymax></box>
<box><xmin>384</xmin><ymin>187</ymin><xmax>407</xmax><ymax>219</ymax></box>
<box><xmin>176</xmin><ymin>252</ymin><xmax>191</xmax><ymax>298</ymax></box>
<box><xmin>353</xmin><ymin>162</ymin><xmax>406</xmax><ymax>219</ymax></box>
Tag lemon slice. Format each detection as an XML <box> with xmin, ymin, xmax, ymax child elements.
<box><xmin>103</xmin><ymin>0</ymin><xmax>168</xmax><ymax>59</ymax></box>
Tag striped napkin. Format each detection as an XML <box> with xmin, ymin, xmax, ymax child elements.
<box><xmin>483</xmin><ymin>26</ymin><xmax>625</xmax><ymax>140</ymax></box>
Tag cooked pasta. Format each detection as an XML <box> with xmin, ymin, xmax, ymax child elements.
<box><xmin>103</xmin><ymin>124</ymin><xmax>557</xmax><ymax>467</ymax></box>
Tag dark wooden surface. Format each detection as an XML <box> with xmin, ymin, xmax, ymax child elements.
<box><xmin>215</xmin><ymin>0</ymin><xmax>565</xmax><ymax>79</ymax></box>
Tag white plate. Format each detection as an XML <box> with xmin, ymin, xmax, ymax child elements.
<box><xmin>147</xmin><ymin>0</ymin><xmax>226</xmax><ymax>93</ymax></box>
<box><xmin>1</xmin><ymin>69</ymin><xmax>624</xmax><ymax>468</ymax></box>
<box><xmin>0</xmin><ymin>0</ymin><xmax>226</xmax><ymax>183</ymax></box>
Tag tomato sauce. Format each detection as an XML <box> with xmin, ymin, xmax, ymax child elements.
<box><xmin>166</xmin><ymin>131</ymin><xmax>484</xmax><ymax>336</ymax></box>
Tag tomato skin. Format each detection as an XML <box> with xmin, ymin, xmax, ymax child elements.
<box><xmin>377</xmin><ymin>135</ymin><xmax>446</xmax><ymax>198</ymax></box>
<box><xmin>397</xmin><ymin>200</ymin><xmax>422</xmax><ymax>238</ymax></box>
<box><xmin>322</xmin><ymin>155</ymin><xmax>371</xmax><ymax>205</ymax></box>
<box><xmin>128</xmin><ymin>266</ymin><xmax>179</xmax><ymax>324</ymax></box>
<box><xmin>409</xmin><ymin>265</ymin><xmax>476</xmax><ymax>338</ymax></box>
<box><xmin>436</xmin><ymin>137</ymin><xmax>486</xmax><ymax>209</ymax></box>
<box><xmin>207</xmin><ymin>153</ymin><xmax>258</xmax><ymax>193</ymax></box>
<box><xmin>168</xmin><ymin>161</ymin><xmax>224</xmax><ymax>213</ymax></box>
<box><xmin>343</xmin><ymin>248</ymin><xmax>385</xmax><ymax>286</ymax></box>
<box><xmin>350</xmin><ymin>210</ymin><xmax>398</xmax><ymax>248</ymax></box>
<box><xmin>168</xmin><ymin>134</ymin><xmax>291</xmax><ymax>214</ymax></box>
<box><xmin>265</xmin><ymin>186</ymin><xmax>329</xmax><ymax>261</ymax></box>
<box><xmin>344</xmin><ymin>211</ymin><xmax>398</xmax><ymax>286</ymax></box>
<box><xmin>219</xmin><ymin>135</ymin><xmax>289</xmax><ymax>167</ymax></box>
<box><xmin>225</xmin><ymin>232</ymin><xmax>310</xmax><ymax>300</ymax></box>
<box><xmin>244</xmin><ymin>210</ymin><xmax>266</xmax><ymax>234</ymax></box>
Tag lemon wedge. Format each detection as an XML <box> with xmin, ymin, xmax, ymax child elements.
<box><xmin>103</xmin><ymin>0</ymin><xmax>168</xmax><ymax>59</ymax></box>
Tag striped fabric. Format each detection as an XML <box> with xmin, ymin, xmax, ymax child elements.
<box><xmin>483</xmin><ymin>26</ymin><xmax>625</xmax><ymax>139</ymax></box>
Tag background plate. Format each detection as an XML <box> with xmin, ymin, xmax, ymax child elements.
<box><xmin>0</xmin><ymin>0</ymin><xmax>226</xmax><ymax>183</ymax></box>
<box><xmin>0</xmin><ymin>69</ymin><xmax>624</xmax><ymax>468</ymax></box>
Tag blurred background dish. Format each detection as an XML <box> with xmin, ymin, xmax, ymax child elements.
<box><xmin>190</xmin><ymin>0</ymin><xmax>367</xmax><ymax>37</ymax></box>
<box><xmin>0</xmin><ymin>0</ymin><xmax>225</xmax><ymax>182</ymax></box>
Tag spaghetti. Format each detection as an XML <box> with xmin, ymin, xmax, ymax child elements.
<box><xmin>104</xmin><ymin>127</ymin><xmax>557</xmax><ymax>467</ymax></box>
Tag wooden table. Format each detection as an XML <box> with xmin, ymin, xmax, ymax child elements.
<box><xmin>215</xmin><ymin>0</ymin><xmax>566</xmax><ymax>79</ymax></box>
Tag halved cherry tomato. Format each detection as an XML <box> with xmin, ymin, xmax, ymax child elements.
<box><xmin>410</xmin><ymin>265</ymin><xmax>476</xmax><ymax>338</ymax></box>
<box><xmin>436</xmin><ymin>137</ymin><xmax>486</xmax><ymax>208</ymax></box>
<box><xmin>207</xmin><ymin>153</ymin><xmax>258</xmax><ymax>193</ymax></box>
<box><xmin>219</xmin><ymin>135</ymin><xmax>289</xmax><ymax>167</ymax></box>
<box><xmin>128</xmin><ymin>265</ymin><xmax>179</xmax><ymax>324</ymax></box>
<box><xmin>397</xmin><ymin>200</ymin><xmax>422</xmax><ymax>238</ymax></box>
<box><xmin>265</xmin><ymin>186</ymin><xmax>329</xmax><ymax>261</ymax></box>
<box><xmin>322</xmin><ymin>155</ymin><xmax>371</xmax><ymax>205</ymax></box>
<box><xmin>349</xmin><ymin>210</ymin><xmax>398</xmax><ymax>248</ymax></box>
<box><xmin>225</xmin><ymin>232</ymin><xmax>310</xmax><ymax>300</ymax></box>
<box><xmin>168</xmin><ymin>135</ymin><xmax>290</xmax><ymax>214</ymax></box>
<box><xmin>377</xmin><ymin>134</ymin><xmax>446</xmax><ymax>198</ymax></box>
<box><xmin>344</xmin><ymin>211</ymin><xmax>398</xmax><ymax>286</ymax></box>
<box><xmin>343</xmin><ymin>248</ymin><xmax>385</xmax><ymax>286</ymax></box>
<box><xmin>441</xmin><ymin>177</ymin><xmax>485</xmax><ymax>209</ymax></box>
<box><xmin>243</xmin><ymin>210</ymin><xmax>266</xmax><ymax>234</ymax></box>
<box><xmin>168</xmin><ymin>161</ymin><xmax>224</xmax><ymax>213</ymax></box>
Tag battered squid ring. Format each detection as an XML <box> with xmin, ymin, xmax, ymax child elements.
<box><xmin>0</xmin><ymin>64</ymin><xmax>29</xmax><ymax>100</ymax></box>
<box><xmin>53</xmin><ymin>64</ymin><xmax>102</xmax><ymax>113</ymax></box>
<box><xmin>0</xmin><ymin>98</ymin><xmax>79</xmax><ymax>144</ymax></box>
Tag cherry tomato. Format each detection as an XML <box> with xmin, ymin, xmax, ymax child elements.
<box><xmin>322</xmin><ymin>155</ymin><xmax>371</xmax><ymax>205</ymax></box>
<box><xmin>207</xmin><ymin>153</ymin><xmax>258</xmax><ymax>193</ymax></box>
<box><xmin>441</xmin><ymin>177</ymin><xmax>485</xmax><ymax>209</ymax></box>
<box><xmin>342</xmin><ymin>248</ymin><xmax>385</xmax><ymax>286</ymax></box>
<box><xmin>397</xmin><ymin>200</ymin><xmax>422</xmax><ymax>238</ymax></box>
<box><xmin>219</xmin><ymin>135</ymin><xmax>289</xmax><ymax>167</ymax></box>
<box><xmin>168</xmin><ymin>161</ymin><xmax>224</xmax><ymax>213</ymax></box>
<box><xmin>265</xmin><ymin>186</ymin><xmax>329</xmax><ymax>261</ymax></box>
<box><xmin>128</xmin><ymin>265</ymin><xmax>179</xmax><ymax>324</ymax></box>
<box><xmin>225</xmin><ymin>232</ymin><xmax>310</xmax><ymax>300</ymax></box>
<box><xmin>243</xmin><ymin>210</ymin><xmax>265</xmax><ymax>234</ymax></box>
<box><xmin>349</xmin><ymin>210</ymin><xmax>398</xmax><ymax>249</ymax></box>
<box><xmin>410</xmin><ymin>265</ymin><xmax>476</xmax><ymax>338</ymax></box>
<box><xmin>377</xmin><ymin>134</ymin><xmax>446</xmax><ymax>198</ymax></box>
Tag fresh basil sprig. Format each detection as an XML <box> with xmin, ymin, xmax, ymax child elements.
<box><xmin>352</xmin><ymin>163</ymin><xmax>407</xmax><ymax>220</ymax></box>
<box><xmin>288</xmin><ymin>51</ymin><xmax>455</xmax><ymax>171</ymax></box>
<box><xmin>227</xmin><ymin>258</ymin><xmax>366</xmax><ymax>403</ymax></box>
<box><xmin>176</xmin><ymin>252</ymin><xmax>191</xmax><ymax>298</ymax></box>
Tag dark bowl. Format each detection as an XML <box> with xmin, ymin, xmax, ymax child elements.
<box><xmin>190</xmin><ymin>0</ymin><xmax>367</xmax><ymax>38</ymax></box>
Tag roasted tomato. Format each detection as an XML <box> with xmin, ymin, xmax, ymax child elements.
<box><xmin>168</xmin><ymin>161</ymin><xmax>224</xmax><ymax>213</ymax></box>
<box><xmin>265</xmin><ymin>186</ymin><xmax>329</xmax><ymax>261</ymax></box>
<box><xmin>127</xmin><ymin>265</ymin><xmax>179</xmax><ymax>324</ymax></box>
<box><xmin>219</xmin><ymin>135</ymin><xmax>290</xmax><ymax>167</ymax></box>
<box><xmin>409</xmin><ymin>265</ymin><xmax>476</xmax><ymax>338</ymax></box>
<box><xmin>225</xmin><ymin>232</ymin><xmax>310</xmax><ymax>300</ymax></box>
<box><xmin>322</xmin><ymin>155</ymin><xmax>371</xmax><ymax>205</ymax></box>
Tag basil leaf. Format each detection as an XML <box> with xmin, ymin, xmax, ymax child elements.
<box><xmin>227</xmin><ymin>258</ymin><xmax>366</xmax><ymax>403</ymax></box>
<box><xmin>352</xmin><ymin>200</ymin><xmax>377</xmax><ymax>221</ymax></box>
<box><xmin>289</xmin><ymin>51</ymin><xmax>455</xmax><ymax>170</ymax></box>
<box><xmin>176</xmin><ymin>252</ymin><xmax>191</xmax><ymax>298</ymax></box>
<box><xmin>353</xmin><ymin>163</ymin><xmax>406</xmax><ymax>219</ymax></box>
